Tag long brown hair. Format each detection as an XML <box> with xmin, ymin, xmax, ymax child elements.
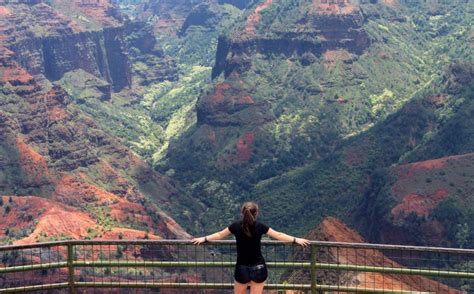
<box><xmin>241</xmin><ymin>202</ymin><xmax>259</xmax><ymax>237</ymax></box>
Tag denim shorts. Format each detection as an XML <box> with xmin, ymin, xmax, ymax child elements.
<box><xmin>234</xmin><ymin>264</ymin><xmax>268</xmax><ymax>284</ymax></box>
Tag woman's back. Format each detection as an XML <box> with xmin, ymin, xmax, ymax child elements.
<box><xmin>228</xmin><ymin>221</ymin><xmax>269</xmax><ymax>265</ymax></box>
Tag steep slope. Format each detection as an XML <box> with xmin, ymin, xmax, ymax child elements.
<box><xmin>89</xmin><ymin>0</ymin><xmax>244</xmax><ymax>170</ymax></box>
<box><xmin>164</xmin><ymin>0</ymin><xmax>473</xmax><ymax>234</ymax></box>
<box><xmin>0</xmin><ymin>195</ymin><xmax>164</xmax><ymax>244</ymax></box>
<box><xmin>286</xmin><ymin>217</ymin><xmax>462</xmax><ymax>293</ymax></box>
<box><xmin>0</xmin><ymin>36</ymin><xmax>192</xmax><ymax>243</ymax></box>
<box><xmin>372</xmin><ymin>154</ymin><xmax>474</xmax><ymax>248</ymax></box>
<box><xmin>137</xmin><ymin>0</ymin><xmax>248</xmax><ymax>35</ymax></box>
<box><xmin>255</xmin><ymin>61</ymin><xmax>473</xmax><ymax>241</ymax></box>
<box><xmin>0</xmin><ymin>0</ymin><xmax>132</xmax><ymax>91</ymax></box>
<box><xmin>358</xmin><ymin>63</ymin><xmax>474</xmax><ymax>248</ymax></box>
<box><xmin>0</xmin><ymin>0</ymin><xmax>180</xmax><ymax>160</ymax></box>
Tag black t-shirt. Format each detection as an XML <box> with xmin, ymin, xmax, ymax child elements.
<box><xmin>228</xmin><ymin>221</ymin><xmax>270</xmax><ymax>266</ymax></box>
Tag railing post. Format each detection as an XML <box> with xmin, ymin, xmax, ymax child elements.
<box><xmin>67</xmin><ymin>243</ymin><xmax>77</xmax><ymax>294</ymax></box>
<box><xmin>310</xmin><ymin>243</ymin><xmax>317</xmax><ymax>294</ymax></box>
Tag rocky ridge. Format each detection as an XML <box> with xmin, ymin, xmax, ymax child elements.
<box><xmin>164</xmin><ymin>0</ymin><xmax>474</xmax><ymax>245</ymax></box>
<box><xmin>0</xmin><ymin>1</ymin><xmax>191</xmax><ymax>243</ymax></box>
<box><xmin>0</xmin><ymin>55</ymin><xmax>190</xmax><ymax>240</ymax></box>
<box><xmin>0</xmin><ymin>0</ymin><xmax>134</xmax><ymax>92</ymax></box>
<box><xmin>286</xmin><ymin>217</ymin><xmax>462</xmax><ymax>293</ymax></box>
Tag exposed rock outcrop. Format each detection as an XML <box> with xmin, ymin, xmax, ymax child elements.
<box><xmin>0</xmin><ymin>1</ymin><xmax>131</xmax><ymax>91</ymax></box>
<box><xmin>286</xmin><ymin>218</ymin><xmax>462</xmax><ymax>293</ymax></box>
<box><xmin>179</xmin><ymin>2</ymin><xmax>223</xmax><ymax>35</ymax></box>
<box><xmin>197</xmin><ymin>81</ymin><xmax>273</xmax><ymax>127</ymax></box>
<box><xmin>137</xmin><ymin>0</ymin><xmax>196</xmax><ymax>34</ymax></box>
<box><xmin>0</xmin><ymin>51</ymin><xmax>190</xmax><ymax>241</ymax></box>
<box><xmin>213</xmin><ymin>6</ymin><xmax>370</xmax><ymax>78</ymax></box>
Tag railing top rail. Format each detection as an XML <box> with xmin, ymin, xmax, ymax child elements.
<box><xmin>0</xmin><ymin>239</ymin><xmax>473</xmax><ymax>254</ymax></box>
<box><xmin>0</xmin><ymin>240</ymin><xmax>71</xmax><ymax>251</ymax></box>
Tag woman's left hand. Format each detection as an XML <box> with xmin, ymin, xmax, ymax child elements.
<box><xmin>192</xmin><ymin>237</ymin><xmax>206</xmax><ymax>245</ymax></box>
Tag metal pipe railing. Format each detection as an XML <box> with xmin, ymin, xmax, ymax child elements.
<box><xmin>2</xmin><ymin>239</ymin><xmax>473</xmax><ymax>254</ymax></box>
<box><xmin>0</xmin><ymin>240</ymin><xmax>472</xmax><ymax>293</ymax></box>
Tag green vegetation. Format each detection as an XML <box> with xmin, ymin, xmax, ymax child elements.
<box><xmin>159</xmin><ymin>0</ymin><xmax>474</xmax><ymax>243</ymax></box>
<box><xmin>4</xmin><ymin>0</ymin><xmax>471</xmax><ymax>249</ymax></box>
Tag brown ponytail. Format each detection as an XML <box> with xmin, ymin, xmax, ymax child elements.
<box><xmin>241</xmin><ymin>202</ymin><xmax>259</xmax><ymax>237</ymax></box>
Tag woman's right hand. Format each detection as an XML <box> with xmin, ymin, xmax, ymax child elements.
<box><xmin>295</xmin><ymin>238</ymin><xmax>311</xmax><ymax>247</ymax></box>
<box><xmin>192</xmin><ymin>237</ymin><xmax>206</xmax><ymax>245</ymax></box>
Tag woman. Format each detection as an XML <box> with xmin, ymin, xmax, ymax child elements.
<box><xmin>192</xmin><ymin>202</ymin><xmax>310</xmax><ymax>294</ymax></box>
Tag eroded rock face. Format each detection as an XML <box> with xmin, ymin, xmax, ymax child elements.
<box><xmin>0</xmin><ymin>1</ymin><xmax>132</xmax><ymax>92</ymax></box>
<box><xmin>179</xmin><ymin>2</ymin><xmax>223</xmax><ymax>35</ymax></box>
<box><xmin>0</xmin><ymin>49</ymin><xmax>190</xmax><ymax>241</ymax></box>
<box><xmin>137</xmin><ymin>0</ymin><xmax>197</xmax><ymax>34</ymax></box>
<box><xmin>286</xmin><ymin>218</ymin><xmax>461</xmax><ymax>293</ymax></box>
<box><xmin>0</xmin><ymin>0</ymin><xmax>189</xmax><ymax>244</ymax></box>
<box><xmin>197</xmin><ymin>81</ymin><xmax>273</xmax><ymax>127</ymax></box>
<box><xmin>213</xmin><ymin>3</ymin><xmax>370</xmax><ymax>78</ymax></box>
<box><xmin>125</xmin><ymin>21</ymin><xmax>178</xmax><ymax>86</ymax></box>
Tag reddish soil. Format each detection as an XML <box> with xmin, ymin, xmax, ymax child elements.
<box><xmin>109</xmin><ymin>201</ymin><xmax>154</xmax><ymax>228</ymax></box>
<box><xmin>1</xmin><ymin>66</ymin><xmax>34</xmax><ymax>85</ymax></box>
<box><xmin>244</xmin><ymin>0</ymin><xmax>273</xmax><ymax>35</ymax></box>
<box><xmin>0</xmin><ymin>196</ymin><xmax>96</xmax><ymax>244</ymax></box>
<box><xmin>0</xmin><ymin>48</ymin><xmax>191</xmax><ymax>249</ymax></box>
<box><xmin>336</xmin><ymin>96</ymin><xmax>348</xmax><ymax>104</ymax></box>
<box><xmin>0</xmin><ymin>6</ymin><xmax>10</xmax><ymax>16</ymax></box>
<box><xmin>235</xmin><ymin>132</ymin><xmax>255</xmax><ymax>163</ymax></box>
<box><xmin>1</xmin><ymin>196</ymin><xmax>164</xmax><ymax>245</ymax></box>
<box><xmin>303</xmin><ymin>217</ymin><xmax>461</xmax><ymax>293</ymax></box>
<box><xmin>209</xmin><ymin>82</ymin><xmax>232</xmax><ymax>104</ymax></box>
<box><xmin>153</xmin><ymin>18</ymin><xmax>183</xmax><ymax>35</ymax></box>
<box><xmin>323</xmin><ymin>49</ymin><xmax>352</xmax><ymax>70</ymax></box>
<box><xmin>309</xmin><ymin>217</ymin><xmax>365</xmax><ymax>243</ymax></box>
<box><xmin>0</xmin><ymin>196</ymin><xmax>46</xmax><ymax>237</ymax></box>
<box><xmin>99</xmin><ymin>228</ymin><xmax>161</xmax><ymax>240</ymax></box>
<box><xmin>49</xmin><ymin>106</ymin><xmax>70</xmax><ymax>121</ymax></box>
<box><xmin>55</xmin><ymin>0</ymin><xmax>121</xmax><ymax>28</ymax></box>
<box><xmin>53</xmin><ymin>174</ymin><xmax>161</xmax><ymax>230</ymax></box>
<box><xmin>16</xmin><ymin>136</ymin><xmax>52</xmax><ymax>182</ymax></box>
<box><xmin>19</xmin><ymin>206</ymin><xmax>97</xmax><ymax>244</ymax></box>
<box><xmin>54</xmin><ymin>174</ymin><xmax>122</xmax><ymax>204</ymax></box>
<box><xmin>396</xmin><ymin>153</ymin><xmax>473</xmax><ymax>180</ymax></box>
<box><xmin>234</xmin><ymin>95</ymin><xmax>254</xmax><ymax>105</ymax></box>
<box><xmin>0</xmin><ymin>46</ymin><xmax>14</xmax><ymax>59</ymax></box>
<box><xmin>391</xmin><ymin>189</ymin><xmax>449</xmax><ymax>217</ymax></box>
<box><xmin>312</xmin><ymin>0</ymin><xmax>356</xmax><ymax>15</ymax></box>
<box><xmin>405</xmin><ymin>158</ymin><xmax>447</xmax><ymax>177</ymax></box>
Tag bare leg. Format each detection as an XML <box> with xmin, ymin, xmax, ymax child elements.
<box><xmin>249</xmin><ymin>281</ymin><xmax>265</xmax><ymax>294</ymax></box>
<box><xmin>234</xmin><ymin>281</ymin><xmax>249</xmax><ymax>294</ymax></box>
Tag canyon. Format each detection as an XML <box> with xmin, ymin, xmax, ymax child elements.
<box><xmin>1</xmin><ymin>0</ymin><xmax>473</xmax><ymax>252</ymax></box>
<box><xmin>0</xmin><ymin>0</ymin><xmax>191</xmax><ymax>244</ymax></box>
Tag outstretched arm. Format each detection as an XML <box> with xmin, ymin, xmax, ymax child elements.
<box><xmin>192</xmin><ymin>228</ymin><xmax>231</xmax><ymax>245</ymax></box>
<box><xmin>266</xmin><ymin>228</ymin><xmax>310</xmax><ymax>247</ymax></box>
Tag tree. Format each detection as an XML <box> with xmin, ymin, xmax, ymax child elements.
<box><xmin>456</xmin><ymin>223</ymin><xmax>470</xmax><ymax>249</ymax></box>
<box><xmin>115</xmin><ymin>245</ymin><xmax>124</xmax><ymax>259</ymax></box>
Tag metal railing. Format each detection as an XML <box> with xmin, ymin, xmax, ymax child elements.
<box><xmin>0</xmin><ymin>240</ymin><xmax>473</xmax><ymax>293</ymax></box>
